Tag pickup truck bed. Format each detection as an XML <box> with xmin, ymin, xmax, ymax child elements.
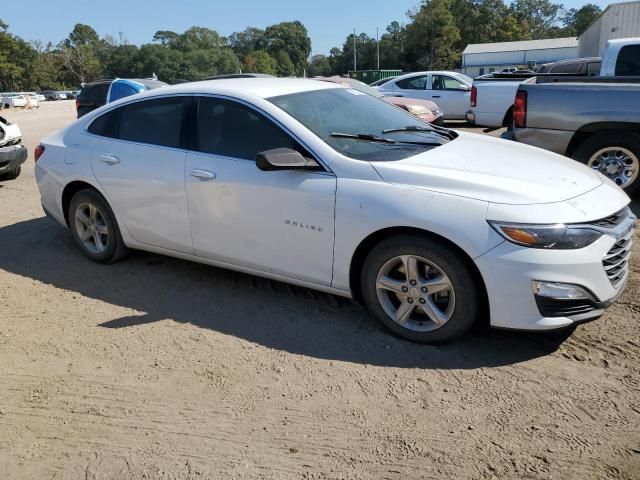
<box><xmin>513</xmin><ymin>79</ymin><xmax>640</xmax><ymax>193</ymax></box>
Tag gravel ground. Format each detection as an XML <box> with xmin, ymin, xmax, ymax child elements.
<box><xmin>0</xmin><ymin>101</ymin><xmax>639</xmax><ymax>479</ymax></box>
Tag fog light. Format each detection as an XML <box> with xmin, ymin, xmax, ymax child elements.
<box><xmin>532</xmin><ymin>281</ymin><xmax>594</xmax><ymax>300</ymax></box>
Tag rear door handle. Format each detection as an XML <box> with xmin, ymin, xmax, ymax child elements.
<box><xmin>190</xmin><ymin>169</ymin><xmax>216</xmax><ymax>180</ymax></box>
<box><xmin>99</xmin><ymin>154</ymin><xmax>120</xmax><ymax>165</ymax></box>
<box><xmin>432</xmin><ymin>95</ymin><xmax>441</xmax><ymax>98</ymax></box>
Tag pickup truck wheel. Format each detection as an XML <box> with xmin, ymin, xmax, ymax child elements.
<box><xmin>361</xmin><ymin>235</ymin><xmax>479</xmax><ymax>344</ymax></box>
<box><xmin>573</xmin><ymin>132</ymin><xmax>640</xmax><ymax>195</ymax></box>
<box><xmin>68</xmin><ymin>189</ymin><xmax>129</xmax><ymax>264</ymax></box>
<box><xmin>0</xmin><ymin>165</ymin><xmax>21</xmax><ymax>181</ymax></box>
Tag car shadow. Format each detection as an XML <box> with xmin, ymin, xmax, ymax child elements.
<box><xmin>0</xmin><ymin>217</ymin><xmax>575</xmax><ymax>369</ymax></box>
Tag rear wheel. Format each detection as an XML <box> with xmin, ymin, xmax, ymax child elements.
<box><xmin>68</xmin><ymin>189</ymin><xmax>128</xmax><ymax>263</ymax></box>
<box><xmin>572</xmin><ymin>132</ymin><xmax>640</xmax><ymax>195</ymax></box>
<box><xmin>361</xmin><ymin>235</ymin><xmax>480</xmax><ymax>343</ymax></box>
<box><xmin>0</xmin><ymin>166</ymin><xmax>21</xmax><ymax>181</ymax></box>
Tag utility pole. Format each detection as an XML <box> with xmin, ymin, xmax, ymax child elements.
<box><xmin>353</xmin><ymin>28</ymin><xmax>357</xmax><ymax>71</ymax></box>
<box><xmin>376</xmin><ymin>27</ymin><xmax>380</xmax><ymax>70</ymax></box>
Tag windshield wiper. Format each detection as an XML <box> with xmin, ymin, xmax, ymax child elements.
<box><xmin>382</xmin><ymin>125</ymin><xmax>456</xmax><ymax>140</ymax></box>
<box><xmin>330</xmin><ymin>132</ymin><xmax>442</xmax><ymax>147</ymax></box>
<box><xmin>330</xmin><ymin>132</ymin><xmax>397</xmax><ymax>143</ymax></box>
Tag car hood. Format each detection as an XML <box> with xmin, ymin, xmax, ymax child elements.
<box><xmin>371</xmin><ymin>131</ymin><xmax>603</xmax><ymax>205</ymax></box>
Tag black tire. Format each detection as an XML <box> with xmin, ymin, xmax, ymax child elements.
<box><xmin>360</xmin><ymin>235</ymin><xmax>480</xmax><ymax>344</ymax></box>
<box><xmin>572</xmin><ymin>132</ymin><xmax>640</xmax><ymax>196</ymax></box>
<box><xmin>0</xmin><ymin>165</ymin><xmax>21</xmax><ymax>181</ymax></box>
<box><xmin>68</xmin><ymin>189</ymin><xmax>129</xmax><ymax>264</ymax></box>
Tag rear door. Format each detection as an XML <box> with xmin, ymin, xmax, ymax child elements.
<box><xmin>388</xmin><ymin>74</ymin><xmax>429</xmax><ymax>100</ymax></box>
<box><xmin>87</xmin><ymin>96</ymin><xmax>193</xmax><ymax>253</ymax></box>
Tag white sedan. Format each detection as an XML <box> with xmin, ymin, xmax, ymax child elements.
<box><xmin>378</xmin><ymin>71</ymin><xmax>473</xmax><ymax>120</ymax></box>
<box><xmin>35</xmin><ymin>79</ymin><xmax>635</xmax><ymax>343</ymax></box>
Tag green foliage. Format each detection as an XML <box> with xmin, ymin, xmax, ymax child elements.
<box><xmin>562</xmin><ymin>3</ymin><xmax>602</xmax><ymax>36</ymax></box>
<box><xmin>243</xmin><ymin>50</ymin><xmax>278</xmax><ymax>75</ymax></box>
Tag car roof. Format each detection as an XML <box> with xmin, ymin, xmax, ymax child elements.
<box><xmin>135</xmin><ymin>78</ymin><xmax>341</xmax><ymax>100</ymax></box>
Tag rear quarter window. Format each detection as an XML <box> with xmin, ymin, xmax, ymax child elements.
<box><xmin>615</xmin><ymin>45</ymin><xmax>640</xmax><ymax>76</ymax></box>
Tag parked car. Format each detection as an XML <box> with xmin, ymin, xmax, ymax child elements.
<box><xmin>378</xmin><ymin>71</ymin><xmax>473</xmax><ymax>120</ymax></box>
<box><xmin>369</xmin><ymin>76</ymin><xmax>398</xmax><ymax>87</ymax></box>
<box><xmin>76</xmin><ymin>78</ymin><xmax>168</xmax><ymax>118</ymax></box>
<box><xmin>39</xmin><ymin>90</ymin><xmax>67</xmax><ymax>101</ymax></box>
<box><xmin>35</xmin><ymin>78</ymin><xmax>635</xmax><ymax>343</ymax></box>
<box><xmin>316</xmin><ymin>76</ymin><xmax>443</xmax><ymax>125</ymax></box>
<box><xmin>0</xmin><ymin>94</ymin><xmax>39</xmax><ymax>109</ymax></box>
<box><xmin>513</xmin><ymin>79</ymin><xmax>640</xmax><ymax>194</ymax></box>
<box><xmin>64</xmin><ymin>91</ymin><xmax>78</xmax><ymax>100</ymax></box>
<box><xmin>0</xmin><ymin>115</ymin><xmax>27</xmax><ymax>181</ymax></box>
<box><xmin>467</xmin><ymin>38</ymin><xmax>640</xmax><ymax>129</ymax></box>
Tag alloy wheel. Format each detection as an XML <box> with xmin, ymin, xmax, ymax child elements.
<box><xmin>588</xmin><ymin>147</ymin><xmax>639</xmax><ymax>188</ymax></box>
<box><xmin>375</xmin><ymin>254</ymin><xmax>456</xmax><ymax>332</ymax></box>
<box><xmin>74</xmin><ymin>202</ymin><xmax>109</xmax><ymax>254</ymax></box>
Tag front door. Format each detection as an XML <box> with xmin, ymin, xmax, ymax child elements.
<box><xmin>185</xmin><ymin>96</ymin><xmax>336</xmax><ymax>285</ymax></box>
<box><xmin>428</xmin><ymin>74</ymin><xmax>471</xmax><ymax>119</ymax></box>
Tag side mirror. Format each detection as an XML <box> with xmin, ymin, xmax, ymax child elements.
<box><xmin>256</xmin><ymin>148</ymin><xmax>319</xmax><ymax>171</ymax></box>
<box><xmin>459</xmin><ymin>84</ymin><xmax>471</xmax><ymax>91</ymax></box>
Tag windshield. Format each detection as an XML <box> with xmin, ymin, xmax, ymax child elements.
<box><xmin>269</xmin><ymin>88</ymin><xmax>454</xmax><ymax>161</ymax></box>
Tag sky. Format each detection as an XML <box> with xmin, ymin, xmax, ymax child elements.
<box><xmin>5</xmin><ymin>0</ymin><xmax>615</xmax><ymax>55</ymax></box>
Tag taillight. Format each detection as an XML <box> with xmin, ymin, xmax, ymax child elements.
<box><xmin>513</xmin><ymin>90</ymin><xmax>527</xmax><ymax>128</ymax></box>
<box><xmin>34</xmin><ymin>144</ymin><xmax>45</xmax><ymax>162</ymax></box>
<box><xmin>470</xmin><ymin>86</ymin><xmax>477</xmax><ymax>108</ymax></box>
<box><xmin>75</xmin><ymin>99</ymin><xmax>80</xmax><ymax>110</ymax></box>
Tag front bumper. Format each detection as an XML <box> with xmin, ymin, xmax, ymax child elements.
<box><xmin>475</xmin><ymin>212</ymin><xmax>636</xmax><ymax>331</ymax></box>
<box><xmin>0</xmin><ymin>144</ymin><xmax>27</xmax><ymax>175</ymax></box>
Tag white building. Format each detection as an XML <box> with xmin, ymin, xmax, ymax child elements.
<box><xmin>461</xmin><ymin>38</ymin><xmax>579</xmax><ymax>78</ymax></box>
<box><xmin>579</xmin><ymin>1</ymin><xmax>640</xmax><ymax>56</ymax></box>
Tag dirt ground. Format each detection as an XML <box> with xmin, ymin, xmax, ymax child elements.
<box><xmin>0</xmin><ymin>101</ymin><xmax>638</xmax><ymax>479</ymax></box>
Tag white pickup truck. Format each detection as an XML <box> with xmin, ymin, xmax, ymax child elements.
<box><xmin>466</xmin><ymin>38</ymin><xmax>640</xmax><ymax>129</ymax></box>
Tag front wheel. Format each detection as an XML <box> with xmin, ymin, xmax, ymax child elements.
<box><xmin>361</xmin><ymin>235</ymin><xmax>480</xmax><ymax>344</ymax></box>
<box><xmin>68</xmin><ymin>189</ymin><xmax>129</xmax><ymax>263</ymax></box>
<box><xmin>572</xmin><ymin>132</ymin><xmax>640</xmax><ymax>195</ymax></box>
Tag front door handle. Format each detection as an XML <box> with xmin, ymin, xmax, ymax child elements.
<box><xmin>432</xmin><ymin>95</ymin><xmax>441</xmax><ymax>98</ymax></box>
<box><xmin>99</xmin><ymin>154</ymin><xmax>120</xmax><ymax>165</ymax></box>
<box><xmin>190</xmin><ymin>169</ymin><xmax>217</xmax><ymax>180</ymax></box>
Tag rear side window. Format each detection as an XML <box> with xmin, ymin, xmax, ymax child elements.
<box><xmin>195</xmin><ymin>97</ymin><xmax>299</xmax><ymax>160</ymax></box>
<box><xmin>118</xmin><ymin>97</ymin><xmax>187</xmax><ymax>148</ymax></box>
<box><xmin>88</xmin><ymin>96</ymin><xmax>188</xmax><ymax>148</ymax></box>
<box><xmin>395</xmin><ymin>75</ymin><xmax>427</xmax><ymax>90</ymax></box>
<box><xmin>615</xmin><ymin>45</ymin><xmax>640</xmax><ymax>76</ymax></box>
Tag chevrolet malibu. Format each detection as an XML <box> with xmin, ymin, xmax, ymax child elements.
<box><xmin>35</xmin><ymin>79</ymin><xmax>636</xmax><ymax>343</ymax></box>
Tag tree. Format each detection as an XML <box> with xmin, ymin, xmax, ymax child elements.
<box><xmin>307</xmin><ymin>54</ymin><xmax>331</xmax><ymax>77</ymax></box>
<box><xmin>243</xmin><ymin>50</ymin><xmax>277</xmax><ymax>75</ymax></box>
<box><xmin>264</xmin><ymin>21</ymin><xmax>311</xmax><ymax>75</ymax></box>
<box><xmin>67</xmin><ymin>23</ymin><xmax>100</xmax><ymax>47</ymax></box>
<box><xmin>229</xmin><ymin>27</ymin><xmax>266</xmax><ymax>60</ymax></box>
<box><xmin>152</xmin><ymin>30</ymin><xmax>179</xmax><ymax>47</ymax></box>
<box><xmin>272</xmin><ymin>50</ymin><xmax>296</xmax><ymax>76</ymax></box>
<box><xmin>562</xmin><ymin>3</ymin><xmax>601</xmax><ymax>35</ymax></box>
<box><xmin>509</xmin><ymin>0</ymin><xmax>565</xmax><ymax>39</ymax></box>
<box><xmin>403</xmin><ymin>0</ymin><xmax>461</xmax><ymax>70</ymax></box>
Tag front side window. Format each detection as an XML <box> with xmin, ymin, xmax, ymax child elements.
<box><xmin>431</xmin><ymin>75</ymin><xmax>466</xmax><ymax>90</ymax></box>
<box><xmin>615</xmin><ymin>45</ymin><xmax>640</xmax><ymax>76</ymax></box>
<box><xmin>195</xmin><ymin>97</ymin><xmax>300</xmax><ymax>160</ymax></box>
<box><xmin>395</xmin><ymin>75</ymin><xmax>427</xmax><ymax>90</ymax></box>
<box><xmin>270</xmin><ymin>88</ymin><xmax>454</xmax><ymax>162</ymax></box>
<box><xmin>88</xmin><ymin>96</ymin><xmax>188</xmax><ymax>148</ymax></box>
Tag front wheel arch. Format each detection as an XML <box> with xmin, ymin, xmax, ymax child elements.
<box><xmin>348</xmin><ymin>227</ymin><xmax>489</xmax><ymax>325</ymax></box>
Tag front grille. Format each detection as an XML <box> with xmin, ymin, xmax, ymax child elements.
<box><xmin>603</xmin><ymin>233</ymin><xmax>633</xmax><ymax>287</ymax></box>
<box><xmin>591</xmin><ymin>208</ymin><xmax>628</xmax><ymax>228</ymax></box>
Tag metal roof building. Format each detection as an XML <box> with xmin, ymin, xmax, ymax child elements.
<box><xmin>579</xmin><ymin>1</ymin><xmax>640</xmax><ymax>56</ymax></box>
<box><xmin>461</xmin><ymin>38</ymin><xmax>579</xmax><ymax>77</ymax></box>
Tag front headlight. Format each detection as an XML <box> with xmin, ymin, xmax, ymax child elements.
<box><xmin>431</xmin><ymin>106</ymin><xmax>442</xmax><ymax>116</ymax></box>
<box><xmin>406</xmin><ymin>104</ymin><xmax>430</xmax><ymax>115</ymax></box>
<box><xmin>488</xmin><ymin>221</ymin><xmax>603</xmax><ymax>249</ymax></box>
